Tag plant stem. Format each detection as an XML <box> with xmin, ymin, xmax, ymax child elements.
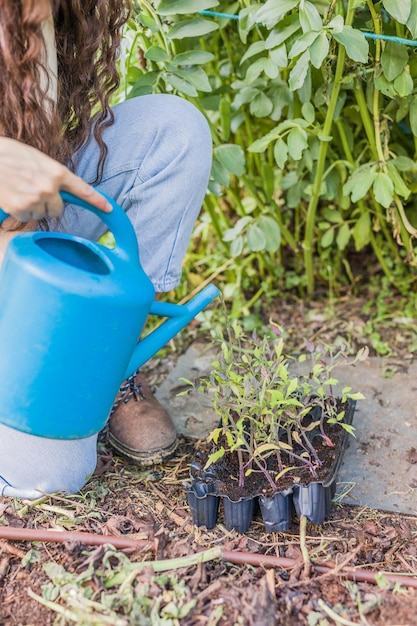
<box><xmin>299</xmin><ymin>514</ymin><xmax>311</xmax><ymax>578</ymax></box>
<box><xmin>303</xmin><ymin>0</ymin><xmax>355</xmax><ymax>294</ymax></box>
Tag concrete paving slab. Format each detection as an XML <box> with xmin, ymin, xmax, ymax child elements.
<box><xmin>156</xmin><ymin>345</ymin><xmax>417</xmax><ymax>516</ymax></box>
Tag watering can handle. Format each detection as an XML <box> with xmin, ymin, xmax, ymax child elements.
<box><xmin>0</xmin><ymin>190</ymin><xmax>140</xmax><ymax>264</ymax></box>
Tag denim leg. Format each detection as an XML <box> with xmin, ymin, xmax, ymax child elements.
<box><xmin>60</xmin><ymin>94</ymin><xmax>212</xmax><ymax>292</ymax></box>
<box><xmin>0</xmin><ymin>95</ymin><xmax>211</xmax><ymax>499</ymax></box>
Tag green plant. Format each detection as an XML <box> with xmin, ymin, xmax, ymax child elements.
<box><xmin>117</xmin><ymin>1</ymin><xmax>417</xmax><ymax>306</ymax></box>
<box><xmin>190</xmin><ymin>321</ymin><xmax>366</xmax><ymax>493</ymax></box>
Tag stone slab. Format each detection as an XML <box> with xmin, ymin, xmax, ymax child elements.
<box><xmin>156</xmin><ymin>345</ymin><xmax>417</xmax><ymax>516</ymax></box>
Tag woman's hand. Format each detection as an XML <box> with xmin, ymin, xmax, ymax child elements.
<box><xmin>0</xmin><ymin>137</ymin><xmax>112</xmax><ymax>221</ymax></box>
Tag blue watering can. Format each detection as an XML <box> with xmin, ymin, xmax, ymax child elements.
<box><xmin>0</xmin><ymin>191</ymin><xmax>219</xmax><ymax>439</ymax></box>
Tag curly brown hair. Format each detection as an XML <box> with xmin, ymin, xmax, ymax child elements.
<box><xmin>0</xmin><ymin>0</ymin><xmax>131</xmax><ymax>181</ymax></box>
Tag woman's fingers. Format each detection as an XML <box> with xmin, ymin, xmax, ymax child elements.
<box><xmin>0</xmin><ymin>138</ymin><xmax>112</xmax><ymax>221</ymax></box>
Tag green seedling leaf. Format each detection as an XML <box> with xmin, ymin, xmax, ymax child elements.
<box><xmin>333</xmin><ymin>26</ymin><xmax>369</xmax><ymax>63</ymax></box>
<box><xmin>168</xmin><ymin>18</ymin><xmax>219</xmax><ymax>40</ymax></box>
<box><xmin>204</xmin><ymin>446</ymin><xmax>225</xmax><ymax>468</ymax></box>
<box><xmin>254</xmin><ymin>442</ymin><xmax>281</xmax><ymax>456</ymax></box>
<box><xmin>381</xmin><ymin>41</ymin><xmax>409</xmax><ymax>81</ymax></box>
<box><xmin>215</xmin><ymin>144</ymin><xmax>245</xmax><ymax>176</ymax></box>
<box><xmin>207</xmin><ymin>427</ymin><xmax>222</xmax><ymax>444</ymax></box>
<box><xmin>275</xmin><ymin>466</ymin><xmax>297</xmax><ymax>481</ymax></box>
<box><xmin>382</xmin><ymin>0</ymin><xmax>411</xmax><ymax>24</ymax></box>
<box><xmin>158</xmin><ymin>0</ymin><xmax>219</xmax><ymax>16</ymax></box>
<box><xmin>269</xmin><ymin>44</ymin><xmax>288</xmax><ymax>68</ymax></box>
<box><xmin>373</xmin><ymin>172</ymin><xmax>394</xmax><ymax>208</ymax></box>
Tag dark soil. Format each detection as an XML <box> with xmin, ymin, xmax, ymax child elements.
<box><xmin>0</xmin><ymin>293</ymin><xmax>417</xmax><ymax>625</ymax></box>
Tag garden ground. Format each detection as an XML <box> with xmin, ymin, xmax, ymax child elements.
<box><xmin>0</xmin><ymin>292</ymin><xmax>417</xmax><ymax>626</ymax></box>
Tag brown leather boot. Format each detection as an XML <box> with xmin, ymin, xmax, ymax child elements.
<box><xmin>107</xmin><ymin>371</ymin><xmax>178</xmax><ymax>465</ymax></box>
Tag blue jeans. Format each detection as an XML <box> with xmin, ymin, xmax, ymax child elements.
<box><xmin>0</xmin><ymin>95</ymin><xmax>212</xmax><ymax>498</ymax></box>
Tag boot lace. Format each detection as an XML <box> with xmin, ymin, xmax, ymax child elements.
<box><xmin>110</xmin><ymin>370</ymin><xmax>144</xmax><ymax>415</ymax></box>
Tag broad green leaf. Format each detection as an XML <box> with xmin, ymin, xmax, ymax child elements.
<box><xmin>157</xmin><ymin>0</ymin><xmax>219</xmax><ymax>16</ymax></box>
<box><xmin>301</xmin><ymin>101</ymin><xmax>315</xmax><ymax>123</ymax></box>
<box><xmin>230</xmin><ymin>235</ymin><xmax>243</xmax><ymax>257</ymax></box>
<box><xmin>170</xmin><ymin>66</ymin><xmax>212</xmax><ymax>91</ymax></box>
<box><xmin>289</xmin><ymin>50</ymin><xmax>310</xmax><ymax>91</ymax></box>
<box><xmin>249</xmin><ymin>130</ymin><xmax>278</xmax><ymax>152</ymax></box>
<box><xmin>257</xmin><ymin>216</ymin><xmax>281</xmax><ymax>252</ymax></box>
<box><xmin>256</xmin><ymin>0</ymin><xmax>299</xmax><ymax>29</ymax></box>
<box><xmin>269</xmin><ymin>44</ymin><xmax>288</xmax><ymax>68</ymax></box>
<box><xmin>382</xmin><ymin>0</ymin><xmax>411</xmax><ymax>24</ymax></box>
<box><xmin>374</xmin><ymin>73</ymin><xmax>396</xmax><ymax>98</ymax></box>
<box><xmin>333</xmin><ymin>26</ymin><xmax>369</xmax><ymax>63</ymax></box>
<box><xmin>336</xmin><ymin>222</ymin><xmax>350</xmax><ymax>250</ymax></box>
<box><xmin>321</xmin><ymin>228</ymin><xmax>334</xmax><ymax>248</ymax></box>
<box><xmin>407</xmin><ymin>0</ymin><xmax>417</xmax><ymax>37</ymax></box>
<box><xmin>250</xmin><ymin>92</ymin><xmax>274</xmax><ymax>117</ymax></box>
<box><xmin>309</xmin><ymin>31</ymin><xmax>329</xmax><ymax>68</ymax></box>
<box><xmin>172</xmin><ymin>50</ymin><xmax>215</xmax><ymax>65</ymax></box>
<box><xmin>288</xmin><ymin>31</ymin><xmax>319</xmax><ymax>59</ymax></box>
<box><xmin>211</xmin><ymin>159</ymin><xmax>230</xmax><ymax>187</ymax></box>
<box><xmin>247</xmin><ymin>224</ymin><xmax>267</xmax><ymax>251</ymax></box>
<box><xmin>392</xmin><ymin>156</ymin><xmax>417</xmax><ymax>172</ymax></box>
<box><xmin>353</xmin><ymin>211</ymin><xmax>371</xmax><ymax>251</ymax></box>
<box><xmin>264</xmin><ymin>58</ymin><xmax>280</xmax><ymax>79</ymax></box>
<box><xmin>386</xmin><ymin>162</ymin><xmax>411</xmax><ymax>199</ymax></box>
<box><xmin>410</xmin><ymin>99</ymin><xmax>417</xmax><ymax>137</ymax></box>
<box><xmin>156</xmin><ymin>73</ymin><xmax>199</xmax><ymax>103</ymax></box>
<box><xmin>240</xmin><ymin>41</ymin><xmax>266</xmax><ymax>65</ymax></box>
<box><xmin>393</xmin><ymin>70</ymin><xmax>414</xmax><ymax>97</ymax></box>
<box><xmin>223</xmin><ymin>216</ymin><xmax>252</xmax><ymax>240</ymax></box>
<box><xmin>246</xmin><ymin>58</ymin><xmax>269</xmax><ymax>82</ymax></box>
<box><xmin>215</xmin><ymin>144</ymin><xmax>245</xmax><ymax>175</ymax></box>
<box><xmin>343</xmin><ymin>166</ymin><xmax>377</xmax><ymax>202</ymax></box>
<box><xmin>381</xmin><ymin>41</ymin><xmax>408</xmax><ymax>81</ymax></box>
<box><xmin>265</xmin><ymin>14</ymin><xmax>301</xmax><ymax>48</ymax></box>
<box><xmin>327</xmin><ymin>15</ymin><xmax>344</xmax><ymax>34</ymax></box>
<box><xmin>373</xmin><ymin>172</ymin><xmax>394</xmax><ymax>208</ymax></box>
<box><xmin>168</xmin><ymin>18</ymin><xmax>218</xmax><ymax>40</ymax></box>
<box><xmin>144</xmin><ymin>46</ymin><xmax>169</xmax><ymax>62</ymax></box>
<box><xmin>274</xmin><ymin>137</ymin><xmax>289</xmax><ymax>168</ymax></box>
<box><xmin>287</xmin><ymin>126</ymin><xmax>308</xmax><ymax>160</ymax></box>
<box><xmin>299</xmin><ymin>0</ymin><xmax>323</xmax><ymax>32</ymax></box>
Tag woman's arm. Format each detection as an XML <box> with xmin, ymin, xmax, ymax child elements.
<box><xmin>0</xmin><ymin>137</ymin><xmax>112</xmax><ymax>221</ymax></box>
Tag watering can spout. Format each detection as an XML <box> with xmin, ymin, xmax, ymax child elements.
<box><xmin>124</xmin><ymin>283</ymin><xmax>220</xmax><ymax>379</ymax></box>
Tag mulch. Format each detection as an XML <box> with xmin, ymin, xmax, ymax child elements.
<box><xmin>0</xmin><ymin>293</ymin><xmax>417</xmax><ymax>625</ymax></box>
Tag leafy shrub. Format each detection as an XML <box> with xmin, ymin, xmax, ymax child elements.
<box><xmin>118</xmin><ymin>1</ymin><xmax>417</xmax><ymax>301</ymax></box>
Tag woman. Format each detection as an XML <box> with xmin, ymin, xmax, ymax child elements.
<box><xmin>0</xmin><ymin>1</ymin><xmax>212</xmax><ymax>498</ymax></box>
